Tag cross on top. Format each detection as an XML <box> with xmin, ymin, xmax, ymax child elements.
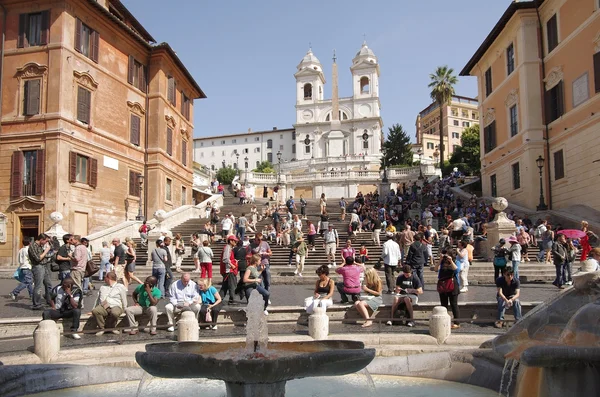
<box><xmin>333</xmin><ymin>49</ymin><xmax>337</xmax><ymax>63</ymax></box>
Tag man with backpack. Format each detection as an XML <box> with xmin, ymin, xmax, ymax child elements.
<box><xmin>405</xmin><ymin>234</ymin><xmax>428</xmax><ymax>289</ymax></box>
<box><xmin>286</xmin><ymin>196</ymin><xmax>296</xmax><ymax>215</ymax></box>
<box><xmin>535</xmin><ymin>220</ymin><xmax>548</xmax><ymax>262</ymax></box>
<box><xmin>299</xmin><ymin>195</ymin><xmax>308</xmax><ymax>219</ymax></box>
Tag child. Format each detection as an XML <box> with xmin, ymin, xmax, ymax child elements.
<box><xmin>492</xmin><ymin>238</ymin><xmax>509</xmax><ymax>280</ymax></box>
<box><xmin>359</xmin><ymin>244</ymin><xmax>369</xmax><ymax>264</ymax></box>
<box><xmin>276</xmin><ymin>231</ymin><xmax>282</xmax><ymax>246</ymax></box>
<box><xmin>10</xmin><ymin>238</ymin><xmax>34</xmax><ymax>301</ymax></box>
<box><xmin>293</xmin><ymin>236</ymin><xmax>308</xmax><ymax>277</ymax></box>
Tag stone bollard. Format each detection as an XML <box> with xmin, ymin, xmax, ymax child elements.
<box><xmin>33</xmin><ymin>320</ymin><xmax>61</xmax><ymax>363</ymax></box>
<box><xmin>308</xmin><ymin>306</ymin><xmax>329</xmax><ymax>340</ymax></box>
<box><xmin>177</xmin><ymin>310</ymin><xmax>199</xmax><ymax>342</ymax></box>
<box><xmin>429</xmin><ymin>306</ymin><xmax>451</xmax><ymax>345</ymax></box>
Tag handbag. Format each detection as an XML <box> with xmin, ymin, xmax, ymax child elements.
<box><xmin>50</xmin><ymin>261</ymin><xmax>60</xmax><ymax>272</ymax></box>
<box><xmin>85</xmin><ymin>259</ymin><xmax>99</xmax><ymax>277</ymax></box>
<box><xmin>205</xmin><ymin>310</ymin><xmax>212</xmax><ymax>323</ymax></box>
<box><xmin>437</xmin><ymin>277</ymin><xmax>455</xmax><ymax>294</ymax></box>
<box><xmin>13</xmin><ymin>268</ymin><xmax>24</xmax><ymax>283</ymax></box>
<box><xmin>493</xmin><ymin>257</ymin><xmax>507</xmax><ymax>267</ymax></box>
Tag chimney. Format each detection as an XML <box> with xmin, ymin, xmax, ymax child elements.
<box><xmin>273</xmin><ymin>127</ymin><xmax>278</xmax><ymax>130</ymax></box>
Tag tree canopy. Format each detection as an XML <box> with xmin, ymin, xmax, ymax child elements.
<box><xmin>252</xmin><ymin>161</ymin><xmax>275</xmax><ymax>174</ymax></box>
<box><xmin>449</xmin><ymin>124</ymin><xmax>481</xmax><ymax>175</ymax></box>
<box><xmin>428</xmin><ymin>65</ymin><xmax>458</xmax><ymax>174</ymax></box>
<box><xmin>215</xmin><ymin>166</ymin><xmax>237</xmax><ymax>185</ymax></box>
<box><xmin>382</xmin><ymin>124</ymin><xmax>413</xmax><ymax>167</ymax></box>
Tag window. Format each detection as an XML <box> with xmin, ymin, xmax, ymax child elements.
<box><xmin>594</xmin><ymin>52</ymin><xmax>600</xmax><ymax>93</ymax></box>
<box><xmin>75</xmin><ymin>19</ymin><xmax>99</xmax><ymax>62</ymax></box>
<box><xmin>23</xmin><ymin>79</ymin><xmax>41</xmax><ymax>116</ymax></box>
<box><xmin>462</xmin><ymin>110</ymin><xmax>468</xmax><ymax>118</ymax></box>
<box><xmin>363</xmin><ymin>140</ymin><xmax>368</xmax><ymax>149</ymax></box>
<box><xmin>127</xmin><ymin>56</ymin><xmax>146</xmax><ymax>92</ymax></box>
<box><xmin>554</xmin><ymin>149</ymin><xmax>565</xmax><ymax>180</ymax></box>
<box><xmin>427</xmin><ymin>142</ymin><xmax>434</xmax><ymax>150</ymax></box>
<box><xmin>305</xmin><ymin>144</ymin><xmax>311</xmax><ymax>154</ymax></box>
<box><xmin>472</xmin><ymin>112</ymin><xmax>478</xmax><ymax>120</ymax></box>
<box><xmin>244</xmin><ymin>161</ymin><xmax>248</xmax><ymax>169</ymax></box>
<box><xmin>243</xmin><ymin>148</ymin><xmax>249</xmax><ymax>154</ymax></box>
<box><xmin>130</xmin><ymin>114</ymin><xmax>141</xmax><ymax>145</ymax></box>
<box><xmin>292</xmin><ymin>144</ymin><xmax>296</xmax><ymax>153</ymax></box>
<box><xmin>509</xmin><ymin>105</ymin><xmax>518</xmax><ymax>137</ymax></box>
<box><xmin>255</xmin><ymin>148</ymin><xmax>260</xmax><ymax>153</ymax></box>
<box><xmin>166</xmin><ymin>127</ymin><xmax>173</xmax><ymax>156</ymax></box>
<box><xmin>181</xmin><ymin>93</ymin><xmax>191</xmax><ymax>120</ymax></box>
<box><xmin>267</xmin><ymin>139</ymin><xmax>273</xmax><ymax>149</ymax></box>
<box><xmin>245</xmin><ymin>138</ymin><xmax>248</xmax><ymax>142</ymax></box>
<box><xmin>512</xmin><ymin>163</ymin><xmax>521</xmax><ymax>189</ymax></box>
<box><xmin>267</xmin><ymin>152</ymin><xmax>273</xmax><ymax>163</ymax></box>
<box><xmin>453</xmin><ymin>120</ymin><xmax>459</xmax><ymax>126</ymax></box>
<box><xmin>451</xmin><ymin>108</ymin><xmax>458</xmax><ymax>117</ymax></box>
<box><xmin>547</xmin><ymin>14</ymin><xmax>559</xmax><ymax>53</ymax></box>
<box><xmin>256</xmin><ymin>161</ymin><xmax>260</xmax><ymax>168</ymax></box>
<box><xmin>545</xmin><ymin>81</ymin><xmax>564</xmax><ymax>123</ymax></box>
<box><xmin>292</xmin><ymin>131</ymin><xmax>296</xmax><ymax>140</ymax></box>
<box><xmin>360</xmin><ymin>77</ymin><xmax>370</xmax><ymax>93</ymax></box>
<box><xmin>452</xmin><ymin>132</ymin><xmax>460</xmax><ymax>139</ymax></box>
<box><xmin>181</xmin><ymin>186</ymin><xmax>186</xmax><ymax>206</ymax></box>
<box><xmin>462</xmin><ymin>121</ymin><xmax>470</xmax><ymax>127</ymax></box>
<box><xmin>221</xmin><ymin>140</ymin><xmax>225</xmax><ymax>144</ymax></box>
<box><xmin>200</xmin><ymin>142</ymin><xmax>204</xmax><ymax>147</ymax></box>
<box><xmin>233</xmin><ymin>163</ymin><xmax>238</xmax><ymax>169</ymax></box>
<box><xmin>167</xmin><ymin>76</ymin><xmax>177</xmax><ymax>106</ymax></box>
<box><xmin>128</xmin><ymin>170</ymin><xmax>141</xmax><ymax>197</ymax></box>
<box><xmin>485</xmin><ymin>67</ymin><xmax>493</xmax><ymax>96</ymax></box>
<box><xmin>484</xmin><ymin>121</ymin><xmax>497</xmax><ymax>153</ymax></box>
<box><xmin>18</xmin><ymin>11</ymin><xmax>49</xmax><ymax>48</ymax></box>
<box><xmin>232</xmin><ymin>139</ymin><xmax>237</xmax><ymax>144</ymax></box>
<box><xmin>279</xmin><ymin>145</ymin><xmax>284</xmax><ymax>150</ymax></box>
<box><xmin>77</xmin><ymin>86</ymin><xmax>91</xmax><ymax>124</ymax></box>
<box><xmin>507</xmin><ymin>43</ymin><xmax>515</xmax><ymax>75</ymax></box>
<box><xmin>254</xmin><ymin>137</ymin><xmax>260</xmax><ymax>141</ymax></box>
<box><xmin>11</xmin><ymin>150</ymin><xmax>45</xmax><ymax>197</ymax></box>
<box><xmin>182</xmin><ymin>140</ymin><xmax>187</xmax><ymax>166</ymax></box>
<box><xmin>166</xmin><ymin>178</ymin><xmax>172</xmax><ymax>201</ymax></box>
<box><xmin>69</xmin><ymin>152</ymin><xmax>97</xmax><ymax>187</ymax></box>
<box><xmin>280</xmin><ymin>134</ymin><xmax>283</xmax><ymax>139</ymax></box>
<box><xmin>303</xmin><ymin>83</ymin><xmax>312</xmax><ymax>99</ymax></box>
<box><xmin>490</xmin><ymin>174</ymin><xmax>497</xmax><ymax>197</ymax></box>
<box><xmin>211</xmin><ymin>164</ymin><xmax>215</xmax><ymax>171</ymax></box>
<box><xmin>222</xmin><ymin>151</ymin><xmax>225</xmax><ymax>156</ymax></box>
<box><xmin>200</xmin><ymin>152</ymin><xmax>204</xmax><ymax>158</ymax></box>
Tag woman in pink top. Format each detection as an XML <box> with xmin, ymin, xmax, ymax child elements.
<box><xmin>335</xmin><ymin>257</ymin><xmax>365</xmax><ymax>304</ymax></box>
<box><xmin>307</xmin><ymin>220</ymin><xmax>317</xmax><ymax>252</ymax></box>
<box><xmin>340</xmin><ymin>240</ymin><xmax>356</xmax><ymax>264</ymax></box>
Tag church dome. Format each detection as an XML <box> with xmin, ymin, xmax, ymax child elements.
<box><xmin>353</xmin><ymin>42</ymin><xmax>377</xmax><ymax>64</ymax></box>
<box><xmin>297</xmin><ymin>49</ymin><xmax>322</xmax><ymax>72</ymax></box>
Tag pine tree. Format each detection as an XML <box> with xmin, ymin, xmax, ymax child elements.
<box><xmin>382</xmin><ymin>124</ymin><xmax>413</xmax><ymax>166</ymax></box>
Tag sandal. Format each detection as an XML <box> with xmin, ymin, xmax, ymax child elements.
<box><xmin>129</xmin><ymin>329</ymin><xmax>139</xmax><ymax>335</ymax></box>
<box><xmin>361</xmin><ymin>321</ymin><xmax>373</xmax><ymax>328</ymax></box>
<box><xmin>451</xmin><ymin>324</ymin><xmax>460</xmax><ymax>329</ymax></box>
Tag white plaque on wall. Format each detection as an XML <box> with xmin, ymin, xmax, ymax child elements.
<box><xmin>0</xmin><ymin>213</ymin><xmax>7</xmax><ymax>243</ymax></box>
<box><xmin>572</xmin><ymin>72</ymin><xmax>589</xmax><ymax>108</ymax></box>
<box><xmin>103</xmin><ymin>155</ymin><xmax>119</xmax><ymax>170</ymax></box>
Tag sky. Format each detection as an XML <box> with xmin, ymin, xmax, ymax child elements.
<box><xmin>122</xmin><ymin>0</ymin><xmax>513</xmax><ymax>141</ymax></box>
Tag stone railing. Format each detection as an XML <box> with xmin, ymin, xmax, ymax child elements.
<box><xmin>279</xmin><ymin>155</ymin><xmax>380</xmax><ymax>172</ymax></box>
<box><xmin>85</xmin><ymin>194</ymin><xmax>223</xmax><ymax>253</ymax></box>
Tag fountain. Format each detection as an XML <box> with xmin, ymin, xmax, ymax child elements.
<box><xmin>492</xmin><ymin>270</ymin><xmax>600</xmax><ymax>396</ymax></box>
<box><xmin>135</xmin><ymin>290</ymin><xmax>376</xmax><ymax>397</ymax></box>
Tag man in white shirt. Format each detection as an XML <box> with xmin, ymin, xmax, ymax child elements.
<box><xmin>450</xmin><ymin>217</ymin><xmax>466</xmax><ymax>245</ymax></box>
<box><xmin>381</xmin><ymin>234</ymin><xmax>402</xmax><ymax>293</ymax></box>
<box><xmin>221</xmin><ymin>214</ymin><xmax>233</xmax><ymax>239</ymax></box>
<box><xmin>323</xmin><ymin>224</ymin><xmax>339</xmax><ymax>268</ymax></box>
<box><xmin>165</xmin><ymin>273</ymin><xmax>200</xmax><ymax>332</ymax></box>
<box><xmin>422</xmin><ymin>208</ymin><xmax>433</xmax><ymax>226</ymax></box>
<box><xmin>92</xmin><ymin>271</ymin><xmax>128</xmax><ymax>335</ymax></box>
<box><xmin>349</xmin><ymin>210</ymin><xmax>361</xmax><ymax>236</ymax></box>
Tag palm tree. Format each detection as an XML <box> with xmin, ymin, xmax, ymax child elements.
<box><xmin>428</xmin><ymin>66</ymin><xmax>458</xmax><ymax>175</ymax></box>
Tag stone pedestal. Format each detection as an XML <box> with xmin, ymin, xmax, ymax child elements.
<box><xmin>177</xmin><ymin>311</ymin><xmax>199</xmax><ymax>342</ymax></box>
<box><xmin>379</xmin><ymin>182</ymin><xmax>391</xmax><ymax>204</ymax></box>
<box><xmin>45</xmin><ymin>212</ymin><xmax>68</xmax><ymax>240</ymax></box>
<box><xmin>33</xmin><ymin>320</ymin><xmax>61</xmax><ymax>363</ymax></box>
<box><xmin>429</xmin><ymin>306</ymin><xmax>451</xmax><ymax>345</ymax></box>
<box><xmin>486</xmin><ymin>197</ymin><xmax>516</xmax><ymax>249</ymax></box>
<box><xmin>308</xmin><ymin>306</ymin><xmax>329</xmax><ymax>340</ymax></box>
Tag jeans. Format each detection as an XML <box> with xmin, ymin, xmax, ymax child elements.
<box><xmin>384</xmin><ymin>265</ymin><xmax>396</xmax><ymax>292</ymax></box>
<box><xmin>219</xmin><ymin>273</ymin><xmax>238</xmax><ymax>302</ymax></box>
<box><xmin>43</xmin><ymin>308</ymin><xmax>81</xmax><ymax>332</ymax></box>
<box><xmin>494</xmin><ymin>266</ymin><xmax>504</xmax><ymax>281</ymax></box>
<box><xmin>12</xmin><ymin>268</ymin><xmax>34</xmax><ymax>298</ymax></box>
<box><xmin>497</xmin><ymin>296</ymin><xmax>522</xmax><ymax>321</ymax></box>
<box><xmin>511</xmin><ymin>260</ymin><xmax>520</xmax><ymax>280</ymax></box>
<box><xmin>164</xmin><ymin>265</ymin><xmax>174</xmax><ymax>295</ymax></box>
<box><xmin>262</xmin><ymin>264</ymin><xmax>271</xmax><ymax>291</ymax></box>
<box><xmin>411</xmin><ymin>266</ymin><xmax>425</xmax><ymax>290</ymax></box>
<box><xmin>152</xmin><ymin>267</ymin><xmax>166</xmax><ymax>297</ymax></box>
<box><xmin>537</xmin><ymin>242</ymin><xmax>546</xmax><ymax>261</ymax></box>
<box><xmin>32</xmin><ymin>264</ymin><xmax>52</xmax><ymax>308</ymax></box>
<box><xmin>245</xmin><ymin>285</ymin><xmax>270</xmax><ymax>309</ymax></box>
<box><xmin>440</xmin><ymin>293</ymin><xmax>460</xmax><ymax>324</ymax></box>
<box><xmin>98</xmin><ymin>260</ymin><xmax>110</xmax><ymax>281</ymax></box>
<box><xmin>554</xmin><ymin>262</ymin><xmax>566</xmax><ymax>287</ymax></box>
<box><xmin>238</xmin><ymin>227</ymin><xmax>246</xmax><ymax>241</ymax></box>
<box><xmin>335</xmin><ymin>282</ymin><xmax>359</xmax><ymax>303</ymax></box>
<box><xmin>563</xmin><ymin>261</ymin><xmax>573</xmax><ymax>283</ymax></box>
<box><xmin>59</xmin><ymin>270</ymin><xmax>71</xmax><ymax>282</ymax></box>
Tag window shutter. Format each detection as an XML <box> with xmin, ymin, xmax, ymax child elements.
<box><xmin>130</xmin><ymin>114</ymin><xmax>140</xmax><ymax>145</ymax></box>
<box><xmin>173</xmin><ymin>81</ymin><xmax>177</xmax><ymax>106</ymax></box>
<box><xmin>40</xmin><ymin>10</ymin><xmax>50</xmax><ymax>45</ymax></box>
<box><xmin>140</xmin><ymin>64</ymin><xmax>147</xmax><ymax>93</ymax></box>
<box><xmin>168</xmin><ymin>77</ymin><xmax>174</xmax><ymax>104</ymax></box>
<box><xmin>127</xmin><ymin>55</ymin><xmax>134</xmax><ymax>85</ymax></box>
<box><xmin>35</xmin><ymin>149</ymin><xmax>45</xmax><ymax>196</ymax></box>
<box><xmin>556</xmin><ymin>81</ymin><xmax>564</xmax><ymax>117</ymax></box>
<box><xmin>182</xmin><ymin>140</ymin><xmax>187</xmax><ymax>166</ymax></box>
<box><xmin>75</xmin><ymin>18</ymin><xmax>82</xmax><ymax>53</ymax></box>
<box><xmin>77</xmin><ymin>87</ymin><xmax>90</xmax><ymax>124</ymax></box>
<box><xmin>10</xmin><ymin>151</ymin><xmax>24</xmax><ymax>198</ymax></box>
<box><xmin>89</xmin><ymin>158</ymin><xmax>98</xmax><ymax>188</ymax></box>
<box><xmin>85</xmin><ymin>89</ymin><xmax>91</xmax><ymax>123</ymax></box>
<box><xmin>595</xmin><ymin>53</ymin><xmax>600</xmax><ymax>93</ymax></box>
<box><xmin>18</xmin><ymin>14</ymin><xmax>27</xmax><ymax>48</ymax></box>
<box><xmin>129</xmin><ymin>170</ymin><xmax>136</xmax><ymax>196</ymax></box>
<box><xmin>69</xmin><ymin>151</ymin><xmax>77</xmax><ymax>183</ymax></box>
<box><xmin>91</xmin><ymin>30</ymin><xmax>99</xmax><ymax>63</ymax></box>
<box><xmin>25</xmin><ymin>79</ymin><xmax>41</xmax><ymax>116</ymax></box>
<box><xmin>180</xmin><ymin>91</ymin><xmax>184</xmax><ymax>114</ymax></box>
<box><xmin>166</xmin><ymin>127</ymin><xmax>173</xmax><ymax>155</ymax></box>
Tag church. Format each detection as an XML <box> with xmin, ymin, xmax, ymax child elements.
<box><xmin>193</xmin><ymin>42</ymin><xmax>385</xmax><ymax>199</ymax></box>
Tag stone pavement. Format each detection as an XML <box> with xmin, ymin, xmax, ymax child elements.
<box><xmin>0</xmin><ymin>279</ymin><xmax>560</xmax><ymax>319</ymax></box>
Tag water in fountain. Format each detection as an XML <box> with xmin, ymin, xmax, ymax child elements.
<box><xmin>135</xmin><ymin>373</ymin><xmax>153</xmax><ymax>397</ymax></box>
<box><xmin>245</xmin><ymin>289</ymin><xmax>268</xmax><ymax>355</ymax></box>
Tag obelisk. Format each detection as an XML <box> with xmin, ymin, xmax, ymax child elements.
<box><xmin>331</xmin><ymin>50</ymin><xmax>339</xmax><ymax>122</ymax></box>
<box><xmin>328</xmin><ymin>50</ymin><xmax>344</xmax><ymax>157</ymax></box>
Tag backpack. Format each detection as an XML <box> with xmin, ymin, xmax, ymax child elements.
<box><xmin>589</xmin><ymin>232</ymin><xmax>600</xmax><ymax>248</ymax></box>
<box><xmin>286</xmin><ymin>199</ymin><xmax>293</xmax><ymax>208</ymax></box>
<box><xmin>534</xmin><ymin>225</ymin><xmax>544</xmax><ymax>239</ymax></box>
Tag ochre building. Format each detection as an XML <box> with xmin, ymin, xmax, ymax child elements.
<box><xmin>461</xmin><ymin>0</ymin><xmax>600</xmax><ymax>212</ymax></box>
<box><xmin>0</xmin><ymin>0</ymin><xmax>206</xmax><ymax>265</ymax></box>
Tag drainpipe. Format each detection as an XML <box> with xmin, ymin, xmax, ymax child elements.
<box><xmin>535</xmin><ymin>0</ymin><xmax>553</xmax><ymax>210</ymax></box>
<box><xmin>0</xmin><ymin>4</ymin><xmax>7</xmax><ymax>134</ymax></box>
<box><xmin>143</xmin><ymin>54</ymin><xmax>150</xmax><ymax>220</ymax></box>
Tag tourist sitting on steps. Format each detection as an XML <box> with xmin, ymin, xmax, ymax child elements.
<box><xmin>198</xmin><ymin>278</ymin><xmax>222</xmax><ymax>330</ymax></box>
<box><xmin>495</xmin><ymin>266</ymin><xmax>521</xmax><ymax>328</ymax></box>
<box><xmin>243</xmin><ymin>254</ymin><xmax>270</xmax><ymax>315</ymax></box>
<box><xmin>305</xmin><ymin>265</ymin><xmax>334</xmax><ymax>314</ymax></box>
<box><xmin>92</xmin><ymin>271</ymin><xmax>128</xmax><ymax>336</ymax></box>
<box><xmin>335</xmin><ymin>256</ymin><xmax>365</xmax><ymax>304</ymax></box>
<box><xmin>43</xmin><ymin>277</ymin><xmax>83</xmax><ymax>340</ymax></box>
<box><xmin>126</xmin><ymin>276</ymin><xmax>161</xmax><ymax>336</ymax></box>
<box><xmin>387</xmin><ymin>265</ymin><xmax>423</xmax><ymax>327</ymax></box>
<box><xmin>165</xmin><ymin>273</ymin><xmax>200</xmax><ymax>332</ymax></box>
<box><xmin>355</xmin><ymin>268</ymin><xmax>383</xmax><ymax>328</ymax></box>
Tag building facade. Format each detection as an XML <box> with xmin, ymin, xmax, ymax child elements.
<box><xmin>415</xmin><ymin>96</ymin><xmax>479</xmax><ymax>164</ymax></box>
<box><xmin>461</xmin><ymin>0</ymin><xmax>600</xmax><ymax>211</ymax></box>
<box><xmin>0</xmin><ymin>0</ymin><xmax>205</xmax><ymax>265</ymax></box>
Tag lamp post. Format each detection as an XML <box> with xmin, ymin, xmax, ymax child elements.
<box><xmin>136</xmin><ymin>174</ymin><xmax>144</xmax><ymax>221</ymax></box>
<box><xmin>277</xmin><ymin>150</ymin><xmax>282</xmax><ymax>184</ymax></box>
<box><xmin>536</xmin><ymin>155</ymin><xmax>548</xmax><ymax>211</ymax></box>
<box><xmin>381</xmin><ymin>146</ymin><xmax>388</xmax><ymax>183</ymax></box>
<box><xmin>235</xmin><ymin>152</ymin><xmax>240</xmax><ymax>174</ymax></box>
<box><xmin>417</xmin><ymin>148</ymin><xmax>424</xmax><ymax>180</ymax></box>
<box><xmin>244</xmin><ymin>156</ymin><xmax>248</xmax><ymax>183</ymax></box>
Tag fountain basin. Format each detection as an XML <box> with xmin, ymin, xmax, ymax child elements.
<box><xmin>135</xmin><ymin>340</ymin><xmax>376</xmax><ymax>383</ymax></box>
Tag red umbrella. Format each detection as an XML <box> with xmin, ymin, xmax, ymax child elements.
<box><xmin>557</xmin><ymin>229</ymin><xmax>586</xmax><ymax>239</ymax></box>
